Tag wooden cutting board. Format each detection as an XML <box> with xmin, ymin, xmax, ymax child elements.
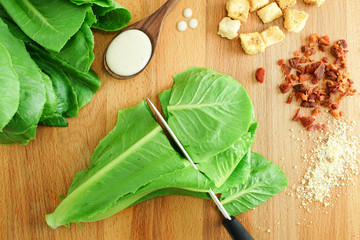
<box><xmin>0</xmin><ymin>0</ymin><xmax>359</xmax><ymax>239</ymax></box>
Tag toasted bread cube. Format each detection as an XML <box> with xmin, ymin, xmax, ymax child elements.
<box><xmin>226</xmin><ymin>0</ymin><xmax>250</xmax><ymax>23</ymax></box>
<box><xmin>304</xmin><ymin>0</ymin><xmax>325</xmax><ymax>7</ymax></box>
<box><xmin>284</xmin><ymin>9</ymin><xmax>309</xmax><ymax>33</ymax></box>
<box><xmin>249</xmin><ymin>0</ymin><xmax>269</xmax><ymax>12</ymax></box>
<box><xmin>276</xmin><ymin>0</ymin><xmax>296</xmax><ymax>9</ymax></box>
<box><xmin>260</xmin><ymin>26</ymin><xmax>285</xmax><ymax>47</ymax></box>
<box><xmin>240</xmin><ymin>32</ymin><xmax>266</xmax><ymax>55</ymax></box>
<box><xmin>218</xmin><ymin>17</ymin><xmax>241</xmax><ymax>40</ymax></box>
<box><xmin>257</xmin><ymin>2</ymin><xmax>283</xmax><ymax>24</ymax></box>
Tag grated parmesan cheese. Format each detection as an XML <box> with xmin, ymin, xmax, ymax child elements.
<box><xmin>297</xmin><ymin>119</ymin><xmax>360</xmax><ymax>206</ymax></box>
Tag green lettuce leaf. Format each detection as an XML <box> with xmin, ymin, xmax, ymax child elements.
<box><xmin>220</xmin><ymin>153</ymin><xmax>288</xmax><ymax>215</ymax></box>
<box><xmin>45</xmin><ymin>101</ymin><xmax>186</xmax><ymax>228</ymax></box>
<box><xmin>0</xmin><ymin>18</ymin><xmax>46</xmax><ymax>135</ymax></box>
<box><xmin>0</xmin><ymin>0</ymin><xmax>88</xmax><ymax>52</ymax></box>
<box><xmin>40</xmin><ymin>72</ymin><xmax>57</xmax><ymax>121</ymax></box>
<box><xmin>165</xmin><ymin>67</ymin><xmax>253</xmax><ymax>161</ymax></box>
<box><xmin>91</xmin><ymin>1</ymin><xmax>131</xmax><ymax>31</ymax></box>
<box><xmin>0</xmin><ymin>42</ymin><xmax>19</xmax><ymax>131</ymax></box>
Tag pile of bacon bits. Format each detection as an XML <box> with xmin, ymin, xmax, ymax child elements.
<box><xmin>278</xmin><ymin>34</ymin><xmax>356</xmax><ymax>131</ymax></box>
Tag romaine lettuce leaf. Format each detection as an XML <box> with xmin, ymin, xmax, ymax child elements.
<box><xmin>91</xmin><ymin>1</ymin><xmax>131</xmax><ymax>31</ymax></box>
<box><xmin>0</xmin><ymin>42</ymin><xmax>19</xmax><ymax>131</ymax></box>
<box><xmin>0</xmin><ymin>0</ymin><xmax>88</xmax><ymax>52</ymax></box>
<box><xmin>165</xmin><ymin>67</ymin><xmax>253</xmax><ymax>161</ymax></box>
<box><xmin>0</xmin><ymin>18</ymin><xmax>46</xmax><ymax>135</ymax></box>
<box><xmin>45</xmin><ymin>101</ymin><xmax>186</xmax><ymax>228</ymax></box>
<box><xmin>220</xmin><ymin>153</ymin><xmax>288</xmax><ymax>215</ymax></box>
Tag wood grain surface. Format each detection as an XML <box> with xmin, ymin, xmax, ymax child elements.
<box><xmin>1</xmin><ymin>0</ymin><xmax>359</xmax><ymax>239</ymax></box>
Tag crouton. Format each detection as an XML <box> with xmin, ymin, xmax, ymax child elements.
<box><xmin>304</xmin><ymin>0</ymin><xmax>325</xmax><ymax>7</ymax></box>
<box><xmin>260</xmin><ymin>26</ymin><xmax>285</xmax><ymax>47</ymax></box>
<box><xmin>276</xmin><ymin>0</ymin><xmax>296</xmax><ymax>9</ymax></box>
<box><xmin>218</xmin><ymin>17</ymin><xmax>241</xmax><ymax>40</ymax></box>
<box><xmin>257</xmin><ymin>2</ymin><xmax>283</xmax><ymax>24</ymax></box>
<box><xmin>226</xmin><ymin>0</ymin><xmax>250</xmax><ymax>23</ymax></box>
<box><xmin>284</xmin><ymin>9</ymin><xmax>309</xmax><ymax>33</ymax></box>
<box><xmin>249</xmin><ymin>0</ymin><xmax>269</xmax><ymax>12</ymax></box>
<box><xmin>240</xmin><ymin>32</ymin><xmax>266</xmax><ymax>55</ymax></box>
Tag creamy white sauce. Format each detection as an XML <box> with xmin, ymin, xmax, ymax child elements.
<box><xmin>189</xmin><ymin>19</ymin><xmax>198</xmax><ymax>29</ymax></box>
<box><xmin>177</xmin><ymin>21</ymin><xmax>187</xmax><ymax>32</ymax></box>
<box><xmin>183</xmin><ymin>8</ymin><xmax>193</xmax><ymax>18</ymax></box>
<box><xmin>105</xmin><ymin>29</ymin><xmax>152</xmax><ymax>77</ymax></box>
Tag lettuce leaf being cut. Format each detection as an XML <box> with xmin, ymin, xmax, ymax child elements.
<box><xmin>46</xmin><ymin>67</ymin><xmax>287</xmax><ymax>229</ymax></box>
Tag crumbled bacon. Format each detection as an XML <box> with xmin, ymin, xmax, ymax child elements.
<box><xmin>278</xmin><ymin>59</ymin><xmax>285</xmax><ymax>66</ymax></box>
<box><xmin>311</xmin><ymin>107</ymin><xmax>321</xmax><ymax>116</ymax></box>
<box><xmin>280</xmin><ymin>83</ymin><xmax>293</xmax><ymax>93</ymax></box>
<box><xmin>281</xmin><ymin>64</ymin><xmax>292</xmax><ymax>75</ymax></box>
<box><xmin>314</xmin><ymin>63</ymin><xmax>325</xmax><ymax>80</ymax></box>
<box><xmin>277</xmin><ymin>34</ymin><xmax>355</xmax><ymax>130</ymax></box>
<box><xmin>293</xmin><ymin>109</ymin><xmax>301</xmax><ymax>121</ymax></box>
<box><xmin>289</xmin><ymin>58</ymin><xmax>299</xmax><ymax>68</ymax></box>
<box><xmin>329</xmin><ymin>110</ymin><xmax>340</xmax><ymax>120</ymax></box>
<box><xmin>294</xmin><ymin>50</ymin><xmax>302</xmax><ymax>57</ymax></box>
<box><xmin>300</xmin><ymin>116</ymin><xmax>315</xmax><ymax>127</ymax></box>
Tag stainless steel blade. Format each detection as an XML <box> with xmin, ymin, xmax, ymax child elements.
<box><xmin>147</xmin><ymin>98</ymin><xmax>232</xmax><ymax>220</ymax></box>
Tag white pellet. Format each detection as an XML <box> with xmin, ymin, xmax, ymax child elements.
<box><xmin>183</xmin><ymin>8</ymin><xmax>193</xmax><ymax>18</ymax></box>
<box><xmin>189</xmin><ymin>18</ymin><xmax>198</xmax><ymax>29</ymax></box>
<box><xmin>177</xmin><ymin>21</ymin><xmax>187</xmax><ymax>32</ymax></box>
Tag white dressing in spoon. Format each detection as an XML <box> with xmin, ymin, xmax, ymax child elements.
<box><xmin>106</xmin><ymin>29</ymin><xmax>152</xmax><ymax>77</ymax></box>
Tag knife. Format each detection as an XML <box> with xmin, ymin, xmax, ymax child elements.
<box><xmin>147</xmin><ymin>98</ymin><xmax>254</xmax><ymax>240</ymax></box>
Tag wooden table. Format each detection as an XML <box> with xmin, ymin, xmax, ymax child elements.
<box><xmin>1</xmin><ymin>0</ymin><xmax>359</xmax><ymax>239</ymax></box>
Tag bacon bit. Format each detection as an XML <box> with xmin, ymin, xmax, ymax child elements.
<box><xmin>322</xmin><ymin>124</ymin><xmax>329</xmax><ymax>132</ymax></box>
<box><xmin>298</xmin><ymin>74</ymin><xmax>313</xmax><ymax>83</ymax></box>
<box><xmin>312</xmin><ymin>107</ymin><xmax>321</xmax><ymax>116</ymax></box>
<box><xmin>281</xmin><ymin>64</ymin><xmax>292</xmax><ymax>75</ymax></box>
<box><xmin>301</xmin><ymin>101</ymin><xmax>317</xmax><ymax>108</ymax></box>
<box><xmin>293</xmin><ymin>83</ymin><xmax>307</xmax><ymax>93</ymax></box>
<box><xmin>331</xmin><ymin>104</ymin><xmax>339</xmax><ymax>110</ymax></box>
<box><xmin>307</xmin><ymin>124</ymin><xmax>322</xmax><ymax>131</ymax></box>
<box><xmin>289</xmin><ymin>58</ymin><xmax>299</xmax><ymax>69</ymax></box>
<box><xmin>326</xmin><ymin>70</ymin><xmax>338</xmax><ymax>80</ymax></box>
<box><xmin>293</xmin><ymin>109</ymin><xmax>301</xmax><ymax>121</ymax></box>
<box><xmin>319</xmin><ymin>35</ymin><xmax>330</xmax><ymax>46</ymax></box>
<box><xmin>337</xmin><ymin>40</ymin><xmax>347</xmax><ymax>49</ymax></box>
<box><xmin>329</xmin><ymin>110</ymin><xmax>340</xmax><ymax>120</ymax></box>
<box><xmin>339</xmin><ymin>111</ymin><xmax>344</xmax><ymax>117</ymax></box>
<box><xmin>300</xmin><ymin>116</ymin><xmax>315</xmax><ymax>127</ymax></box>
<box><xmin>294</xmin><ymin>50</ymin><xmax>302</xmax><ymax>57</ymax></box>
<box><xmin>299</xmin><ymin>56</ymin><xmax>307</xmax><ymax>64</ymax></box>
<box><xmin>304</xmin><ymin>48</ymin><xmax>316</xmax><ymax>57</ymax></box>
<box><xmin>314</xmin><ymin>63</ymin><xmax>325</xmax><ymax>80</ymax></box>
<box><xmin>280</xmin><ymin>83</ymin><xmax>293</xmax><ymax>93</ymax></box>
<box><xmin>286</xmin><ymin>92</ymin><xmax>294</xmax><ymax>104</ymax></box>
<box><xmin>309</xmin><ymin>34</ymin><xmax>319</xmax><ymax>43</ymax></box>
<box><xmin>278</xmin><ymin>59</ymin><xmax>286</xmax><ymax>66</ymax></box>
<box><xmin>318</xmin><ymin>44</ymin><xmax>327</xmax><ymax>52</ymax></box>
<box><xmin>348</xmin><ymin>79</ymin><xmax>354</xmax><ymax>84</ymax></box>
<box><xmin>255</xmin><ymin>68</ymin><xmax>265</xmax><ymax>83</ymax></box>
<box><xmin>309</xmin><ymin>43</ymin><xmax>316</xmax><ymax>48</ymax></box>
<box><xmin>322</xmin><ymin>57</ymin><xmax>329</xmax><ymax>63</ymax></box>
<box><xmin>301</xmin><ymin>45</ymin><xmax>308</xmax><ymax>53</ymax></box>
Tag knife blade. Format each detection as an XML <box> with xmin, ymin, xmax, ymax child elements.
<box><xmin>147</xmin><ymin>98</ymin><xmax>254</xmax><ymax>240</ymax></box>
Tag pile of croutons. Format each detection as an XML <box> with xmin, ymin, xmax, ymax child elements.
<box><xmin>218</xmin><ymin>0</ymin><xmax>325</xmax><ymax>55</ymax></box>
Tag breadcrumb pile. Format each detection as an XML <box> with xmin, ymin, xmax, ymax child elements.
<box><xmin>296</xmin><ymin>119</ymin><xmax>360</xmax><ymax>207</ymax></box>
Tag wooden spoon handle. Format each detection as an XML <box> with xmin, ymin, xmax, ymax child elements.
<box><xmin>134</xmin><ymin>0</ymin><xmax>181</xmax><ymax>32</ymax></box>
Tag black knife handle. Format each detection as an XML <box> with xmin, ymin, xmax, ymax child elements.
<box><xmin>222</xmin><ymin>216</ymin><xmax>254</xmax><ymax>240</ymax></box>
